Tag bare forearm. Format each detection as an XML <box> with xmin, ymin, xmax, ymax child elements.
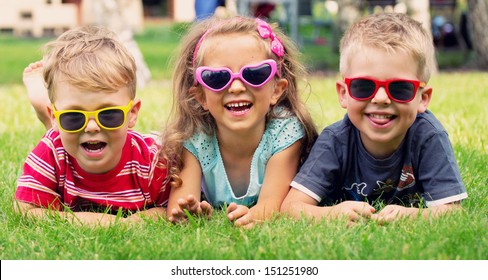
<box><xmin>15</xmin><ymin>200</ymin><xmax>165</xmax><ymax>226</ymax></box>
<box><xmin>24</xmin><ymin>207</ymin><xmax>120</xmax><ymax>226</ymax></box>
<box><xmin>373</xmin><ymin>202</ymin><xmax>462</xmax><ymax>223</ymax></box>
<box><xmin>417</xmin><ymin>203</ymin><xmax>461</xmax><ymax>219</ymax></box>
<box><xmin>282</xmin><ymin>197</ymin><xmax>378</xmax><ymax>225</ymax></box>
<box><xmin>250</xmin><ymin>201</ymin><xmax>282</xmax><ymax>221</ymax></box>
<box><xmin>281</xmin><ymin>200</ymin><xmax>330</xmax><ymax>221</ymax></box>
<box><xmin>129</xmin><ymin>207</ymin><xmax>166</xmax><ymax>222</ymax></box>
<box><xmin>280</xmin><ymin>188</ymin><xmax>332</xmax><ymax>221</ymax></box>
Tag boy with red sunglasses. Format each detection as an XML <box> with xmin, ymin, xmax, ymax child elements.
<box><xmin>281</xmin><ymin>13</ymin><xmax>467</xmax><ymax>224</ymax></box>
<box><xmin>15</xmin><ymin>26</ymin><xmax>170</xmax><ymax>226</ymax></box>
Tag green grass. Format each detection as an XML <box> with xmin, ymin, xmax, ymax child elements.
<box><xmin>0</xmin><ymin>23</ymin><xmax>486</xmax><ymax>260</ymax></box>
<box><xmin>0</xmin><ymin>72</ymin><xmax>486</xmax><ymax>260</ymax></box>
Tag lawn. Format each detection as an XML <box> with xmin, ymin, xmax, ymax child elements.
<box><xmin>0</xmin><ymin>22</ymin><xmax>486</xmax><ymax>262</ymax></box>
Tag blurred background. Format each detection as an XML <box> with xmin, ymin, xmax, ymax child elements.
<box><xmin>0</xmin><ymin>0</ymin><xmax>486</xmax><ymax>85</ymax></box>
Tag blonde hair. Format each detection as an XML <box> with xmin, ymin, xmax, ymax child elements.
<box><xmin>161</xmin><ymin>16</ymin><xmax>317</xmax><ymax>186</ymax></box>
<box><xmin>42</xmin><ymin>25</ymin><xmax>137</xmax><ymax>102</ymax></box>
<box><xmin>339</xmin><ymin>13</ymin><xmax>436</xmax><ymax>82</ymax></box>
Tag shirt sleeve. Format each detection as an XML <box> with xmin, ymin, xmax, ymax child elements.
<box><xmin>150</xmin><ymin>162</ymin><xmax>170</xmax><ymax>207</ymax></box>
<box><xmin>15</xmin><ymin>134</ymin><xmax>63</xmax><ymax>209</ymax></box>
<box><xmin>291</xmin><ymin>128</ymin><xmax>343</xmax><ymax>203</ymax></box>
<box><xmin>416</xmin><ymin>130</ymin><xmax>467</xmax><ymax>207</ymax></box>
<box><xmin>269</xmin><ymin>115</ymin><xmax>305</xmax><ymax>155</ymax></box>
<box><xmin>140</xmin><ymin>133</ymin><xmax>170</xmax><ymax>208</ymax></box>
<box><xmin>183</xmin><ymin>135</ymin><xmax>198</xmax><ymax>158</ymax></box>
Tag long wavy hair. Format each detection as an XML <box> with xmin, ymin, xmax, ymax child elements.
<box><xmin>160</xmin><ymin>16</ymin><xmax>317</xmax><ymax>188</ymax></box>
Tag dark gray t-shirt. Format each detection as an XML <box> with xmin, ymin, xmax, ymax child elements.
<box><xmin>291</xmin><ymin>111</ymin><xmax>467</xmax><ymax>207</ymax></box>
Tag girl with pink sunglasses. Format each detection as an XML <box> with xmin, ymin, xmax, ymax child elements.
<box><xmin>161</xmin><ymin>16</ymin><xmax>317</xmax><ymax>228</ymax></box>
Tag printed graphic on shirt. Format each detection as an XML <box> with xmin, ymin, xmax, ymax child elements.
<box><xmin>342</xmin><ymin>182</ymin><xmax>367</xmax><ymax>200</ymax></box>
<box><xmin>373</xmin><ymin>179</ymin><xmax>396</xmax><ymax>193</ymax></box>
<box><xmin>397</xmin><ymin>165</ymin><xmax>416</xmax><ymax>191</ymax></box>
<box><xmin>342</xmin><ymin>165</ymin><xmax>417</xmax><ymax>204</ymax></box>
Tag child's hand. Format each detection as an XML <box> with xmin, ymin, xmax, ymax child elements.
<box><xmin>329</xmin><ymin>201</ymin><xmax>376</xmax><ymax>225</ymax></box>
<box><xmin>124</xmin><ymin>213</ymin><xmax>142</xmax><ymax>223</ymax></box>
<box><xmin>168</xmin><ymin>195</ymin><xmax>212</xmax><ymax>223</ymax></box>
<box><xmin>125</xmin><ymin>207</ymin><xmax>166</xmax><ymax>223</ymax></box>
<box><xmin>227</xmin><ymin>203</ymin><xmax>254</xmax><ymax>229</ymax></box>
<box><xmin>371</xmin><ymin>205</ymin><xmax>415</xmax><ymax>224</ymax></box>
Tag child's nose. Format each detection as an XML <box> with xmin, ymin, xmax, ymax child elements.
<box><xmin>371</xmin><ymin>86</ymin><xmax>391</xmax><ymax>105</ymax></box>
<box><xmin>227</xmin><ymin>78</ymin><xmax>246</xmax><ymax>94</ymax></box>
<box><xmin>84</xmin><ymin>117</ymin><xmax>101</xmax><ymax>133</ymax></box>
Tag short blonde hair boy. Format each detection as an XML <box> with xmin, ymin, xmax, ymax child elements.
<box><xmin>42</xmin><ymin>25</ymin><xmax>137</xmax><ymax>102</ymax></box>
<box><xmin>339</xmin><ymin>13</ymin><xmax>436</xmax><ymax>82</ymax></box>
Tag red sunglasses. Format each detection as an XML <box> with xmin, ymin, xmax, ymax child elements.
<box><xmin>345</xmin><ymin>77</ymin><xmax>426</xmax><ymax>103</ymax></box>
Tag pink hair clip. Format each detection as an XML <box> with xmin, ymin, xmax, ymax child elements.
<box><xmin>256</xmin><ymin>18</ymin><xmax>284</xmax><ymax>58</ymax></box>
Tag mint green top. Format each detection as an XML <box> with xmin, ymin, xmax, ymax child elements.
<box><xmin>184</xmin><ymin>112</ymin><xmax>304</xmax><ymax>207</ymax></box>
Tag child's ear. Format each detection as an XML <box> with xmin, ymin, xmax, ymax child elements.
<box><xmin>270</xmin><ymin>78</ymin><xmax>288</xmax><ymax>105</ymax></box>
<box><xmin>48</xmin><ymin>105</ymin><xmax>59</xmax><ymax>131</ymax></box>
<box><xmin>127</xmin><ymin>99</ymin><xmax>142</xmax><ymax>128</ymax></box>
<box><xmin>336</xmin><ymin>80</ymin><xmax>348</xmax><ymax>109</ymax></box>
<box><xmin>191</xmin><ymin>86</ymin><xmax>208</xmax><ymax>110</ymax></box>
<box><xmin>417</xmin><ymin>86</ymin><xmax>432</xmax><ymax>113</ymax></box>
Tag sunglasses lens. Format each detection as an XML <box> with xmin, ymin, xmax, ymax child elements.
<box><xmin>98</xmin><ymin>109</ymin><xmax>125</xmax><ymax>128</ymax></box>
<box><xmin>388</xmin><ymin>81</ymin><xmax>415</xmax><ymax>101</ymax></box>
<box><xmin>242</xmin><ymin>63</ymin><xmax>272</xmax><ymax>86</ymax></box>
<box><xmin>349</xmin><ymin>79</ymin><xmax>376</xmax><ymax>99</ymax></box>
<box><xmin>59</xmin><ymin>112</ymin><xmax>86</xmax><ymax>132</ymax></box>
<box><xmin>201</xmin><ymin>69</ymin><xmax>231</xmax><ymax>90</ymax></box>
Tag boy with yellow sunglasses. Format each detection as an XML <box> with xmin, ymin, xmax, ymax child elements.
<box><xmin>15</xmin><ymin>26</ymin><xmax>170</xmax><ymax>226</ymax></box>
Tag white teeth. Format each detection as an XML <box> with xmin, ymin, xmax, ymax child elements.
<box><xmin>370</xmin><ymin>114</ymin><xmax>392</xmax><ymax>119</ymax></box>
<box><xmin>226</xmin><ymin>102</ymin><xmax>250</xmax><ymax>108</ymax></box>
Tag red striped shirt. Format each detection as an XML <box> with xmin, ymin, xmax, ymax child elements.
<box><xmin>15</xmin><ymin>129</ymin><xmax>170</xmax><ymax>212</ymax></box>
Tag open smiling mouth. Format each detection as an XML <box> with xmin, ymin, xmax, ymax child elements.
<box><xmin>82</xmin><ymin>141</ymin><xmax>107</xmax><ymax>153</ymax></box>
<box><xmin>367</xmin><ymin>113</ymin><xmax>397</xmax><ymax>125</ymax></box>
<box><xmin>225</xmin><ymin>102</ymin><xmax>253</xmax><ymax>113</ymax></box>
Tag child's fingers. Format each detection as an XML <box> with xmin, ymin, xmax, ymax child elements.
<box><xmin>353</xmin><ymin>202</ymin><xmax>375</xmax><ymax>218</ymax></box>
<box><xmin>374</xmin><ymin>205</ymin><xmax>406</xmax><ymax>223</ymax></box>
<box><xmin>346</xmin><ymin>211</ymin><xmax>360</xmax><ymax>222</ymax></box>
<box><xmin>370</xmin><ymin>213</ymin><xmax>388</xmax><ymax>225</ymax></box>
<box><xmin>185</xmin><ymin>196</ymin><xmax>202</xmax><ymax>213</ymax></box>
<box><xmin>240</xmin><ymin>221</ymin><xmax>255</xmax><ymax>230</ymax></box>
<box><xmin>185</xmin><ymin>195</ymin><xmax>197</xmax><ymax>205</ymax></box>
<box><xmin>24</xmin><ymin>62</ymin><xmax>39</xmax><ymax>73</ymax></box>
<box><xmin>374</xmin><ymin>213</ymin><xmax>394</xmax><ymax>224</ymax></box>
<box><xmin>169</xmin><ymin>207</ymin><xmax>187</xmax><ymax>223</ymax></box>
<box><xmin>227</xmin><ymin>204</ymin><xmax>249</xmax><ymax>221</ymax></box>
<box><xmin>170</xmin><ymin>208</ymin><xmax>183</xmax><ymax>220</ymax></box>
<box><xmin>200</xmin><ymin>201</ymin><xmax>213</xmax><ymax>217</ymax></box>
<box><xmin>233</xmin><ymin>213</ymin><xmax>254</xmax><ymax>227</ymax></box>
<box><xmin>177</xmin><ymin>197</ymin><xmax>198</xmax><ymax>214</ymax></box>
<box><xmin>226</xmin><ymin>202</ymin><xmax>238</xmax><ymax>214</ymax></box>
<box><xmin>177</xmin><ymin>198</ymin><xmax>189</xmax><ymax>209</ymax></box>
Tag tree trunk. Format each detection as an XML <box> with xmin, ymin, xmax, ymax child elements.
<box><xmin>467</xmin><ymin>0</ymin><xmax>488</xmax><ymax>69</ymax></box>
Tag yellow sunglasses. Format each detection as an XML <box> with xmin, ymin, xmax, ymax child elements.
<box><xmin>52</xmin><ymin>100</ymin><xmax>133</xmax><ymax>133</ymax></box>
